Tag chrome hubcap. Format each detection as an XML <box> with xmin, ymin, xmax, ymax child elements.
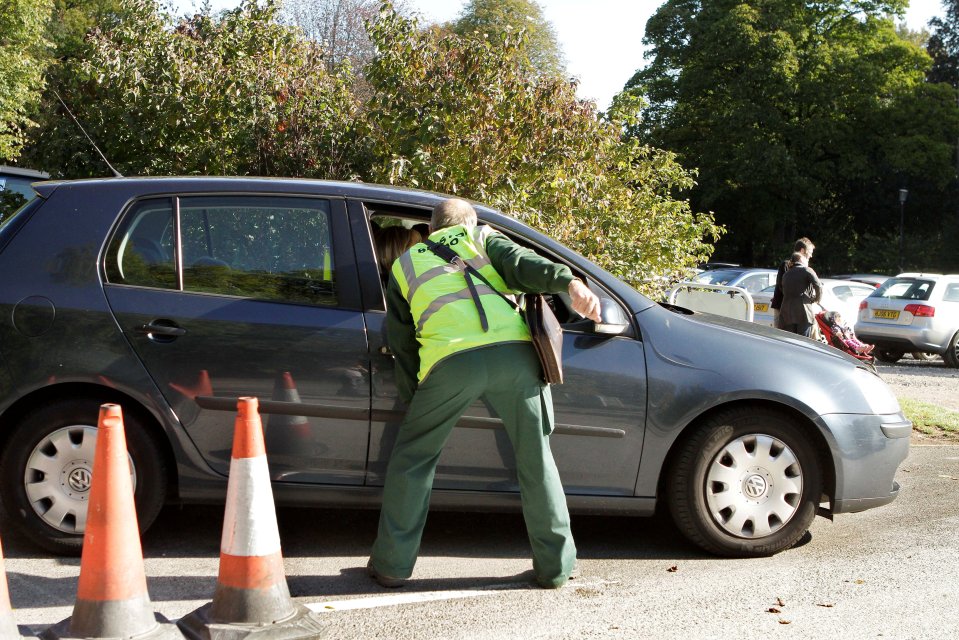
<box><xmin>705</xmin><ymin>434</ymin><xmax>803</xmax><ymax>539</ymax></box>
<box><xmin>25</xmin><ymin>426</ymin><xmax>136</xmax><ymax>534</ymax></box>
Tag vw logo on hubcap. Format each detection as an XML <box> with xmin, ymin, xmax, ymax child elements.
<box><xmin>67</xmin><ymin>467</ymin><xmax>92</xmax><ymax>493</ymax></box>
<box><xmin>743</xmin><ymin>473</ymin><xmax>768</xmax><ymax>499</ymax></box>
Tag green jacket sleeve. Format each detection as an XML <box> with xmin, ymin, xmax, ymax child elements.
<box><xmin>384</xmin><ymin>271</ymin><xmax>420</xmax><ymax>403</ymax></box>
<box><xmin>485</xmin><ymin>231</ymin><xmax>575</xmax><ymax>294</ymax></box>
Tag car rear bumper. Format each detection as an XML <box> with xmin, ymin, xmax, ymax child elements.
<box><xmin>820</xmin><ymin>412</ymin><xmax>910</xmax><ymax>514</ymax></box>
<box><xmin>854</xmin><ymin>322</ymin><xmax>951</xmax><ymax>353</ymax></box>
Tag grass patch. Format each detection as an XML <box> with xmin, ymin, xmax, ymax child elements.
<box><xmin>900</xmin><ymin>398</ymin><xmax>959</xmax><ymax>442</ymax></box>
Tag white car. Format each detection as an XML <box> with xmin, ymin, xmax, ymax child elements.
<box><xmin>753</xmin><ymin>279</ymin><xmax>876</xmax><ymax>328</ymax></box>
<box><xmin>855</xmin><ymin>273</ymin><xmax>959</xmax><ymax>366</ymax></box>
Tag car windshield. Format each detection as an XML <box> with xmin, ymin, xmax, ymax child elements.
<box><xmin>872</xmin><ymin>277</ymin><xmax>935</xmax><ymax>301</ymax></box>
<box><xmin>691</xmin><ymin>269</ymin><xmax>744</xmax><ymax>285</ymax></box>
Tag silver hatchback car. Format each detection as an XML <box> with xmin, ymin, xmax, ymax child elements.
<box><xmin>854</xmin><ymin>273</ymin><xmax>959</xmax><ymax>366</ymax></box>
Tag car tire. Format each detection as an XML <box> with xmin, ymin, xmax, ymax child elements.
<box><xmin>667</xmin><ymin>407</ymin><xmax>822</xmax><ymax>557</ymax></box>
<box><xmin>911</xmin><ymin>352</ymin><xmax>937</xmax><ymax>362</ymax></box>
<box><xmin>874</xmin><ymin>349</ymin><xmax>904</xmax><ymax>363</ymax></box>
<box><xmin>944</xmin><ymin>331</ymin><xmax>959</xmax><ymax>368</ymax></box>
<box><xmin>0</xmin><ymin>398</ymin><xmax>168</xmax><ymax>556</ymax></box>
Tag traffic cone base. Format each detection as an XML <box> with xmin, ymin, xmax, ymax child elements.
<box><xmin>42</xmin><ymin>404</ymin><xmax>186</xmax><ymax>640</ymax></box>
<box><xmin>177</xmin><ymin>603</ymin><xmax>326</xmax><ymax>640</ymax></box>
<box><xmin>41</xmin><ymin>612</ymin><xmax>183</xmax><ymax>640</ymax></box>
<box><xmin>178</xmin><ymin>398</ymin><xmax>325</xmax><ymax>640</ymax></box>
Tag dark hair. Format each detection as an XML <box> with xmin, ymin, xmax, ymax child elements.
<box><xmin>373</xmin><ymin>225</ymin><xmax>422</xmax><ymax>273</ymax></box>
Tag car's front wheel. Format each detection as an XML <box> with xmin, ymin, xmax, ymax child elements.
<box><xmin>668</xmin><ymin>407</ymin><xmax>822</xmax><ymax>557</ymax></box>
<box><xmin>874</xmin><ymin>349</ymin><xmax>904</xmax><ymax>363</ymax></box>
<box><xmin>0</xmin><ymin>398</ymin><xmax>168</xmax><ymax>556</ymax></box>
<box><xmin>944</xmin><ymin>331</ymin><xmax>959</xmax><ymax>369</ymax></box>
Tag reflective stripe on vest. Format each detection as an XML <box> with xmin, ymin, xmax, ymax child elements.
<box><xmin>392</xmin><ymin>224</ymin><xmax>530</xmax><ymax>381</ymax></box>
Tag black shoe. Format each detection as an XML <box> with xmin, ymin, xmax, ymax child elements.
<box><xmin>535</xmin><ymin>563</ymin><xmax>579</xmax><ymax>589</ymax></box>
<box><xmin>367</xmin><ymin>559</ymin><xmax>406</xmax><ymax>588</ymax></box>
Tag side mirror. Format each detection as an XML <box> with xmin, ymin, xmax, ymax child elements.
<box><xmin>593</xmin><ymin>297</ymin><xmax>630</xmax><ymax>335</ymax></box>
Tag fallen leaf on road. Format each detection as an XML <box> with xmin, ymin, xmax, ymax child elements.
<box><xmin>816</xmin><ymin>603</ymin><xmax>835</xmax><ymax>608</ymax></box>
<box><xmin>778</xmin><ymin>619</ymin><xmax>791</xmax><ymax>625</ymax></box>
<box><xmin>767</xmin><ymin>607</ymin><xmax>781</xmax><ymax>614</ymax></box>
<box><xmin>666</xmin><ymin>565</ymin><xmax>678</xmax><ymax>572</ymax></box>
<box><xmin>776</xmin><ymin>597</ymin><xmax>786</xmax><ymax>607</ymax></box>
<box><xmin>938</xmin><ymin>474</ymin><xmax>958</xmax><ymax>480</ymax></box>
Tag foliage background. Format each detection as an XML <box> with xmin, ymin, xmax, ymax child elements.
<box><xmin>6</xmin><ymin>0</ymin><xmax>721</xmax><ymax>296</ymax></box>
<box><xmin>628</xmin><ymin>0</ymin><xmax>959</xmax><ymax>275</ymax></box>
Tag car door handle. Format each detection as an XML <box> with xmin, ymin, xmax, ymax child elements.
<box><xmin>136</xmin><ymin>322</ymin><xmax>187</xmax><ymax>337</ymax></box>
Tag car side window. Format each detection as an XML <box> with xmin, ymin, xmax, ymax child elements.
<box><xmin>104</xmin><ymin>199</ymin><xmax>177</xmax><ymax>289</ymax></box>
<box><xmin>943</xmin><ymin>283</ymin><xmax>959</xmax><ymax>302</ymax></box>
<box><xmin>179</xmin><ymin>196</ymin><xmax>336</xmax><ymax>306</ymax></box>
<box><xmin>105</xmin><ymin>196</ymin><xmax>337</xmax><ymax>306</ymax></box>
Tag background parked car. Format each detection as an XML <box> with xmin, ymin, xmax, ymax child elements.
<box><xmin>690</xmin><ymin>267</ymin><xmax>777</xmax><ymax>295</ymax></box>
<box><xmin>0</xmin><ymin>177</ymin><xmax>909</xmax><ymax>561</ymax></box>
<box><xmin>855</xmin><ymin>273</ymin><xmax>959</xmax><ymax>366</ymax></box>
<box><xmin>752</xmin><ymin>279</ymin><xmax>877</xmax><ymax>329</ymax></box>
<box><xmin>829</xmin><ymin>273</ymin><xmax>891</xmax><ymax>289</ymax></box>
<box><xmin>0</xmin><ymin>166</ymin><xmax>49</xmax><ymax>202</ymax></box>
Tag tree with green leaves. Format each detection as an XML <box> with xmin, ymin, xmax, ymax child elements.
<box><xmin>448</xmin><ymin>0</ymin><xmax>565</xmax><ymax>77</ymax></box>
<box><xmin>25</xmin><ymin>0</ymin><xmax>363</xmax><ymax>179</ymax></box>
<box><xmin>0</xmin><ymin>0</ymin><xmax>52</xmax><ymax>161</ymax></box>
<box><xmin>629</xmin><ymin>0</ymin><xmax>959</xmax><ymax>273</ymax></box>
<box><xmin>364</xmin><ymin>6</ymin><xmax>720</xmax><ymax>290</ymax></box>
<box><xmin>928</xmin><ymin>0</ymin><xmax>959</xmax><ymax>85</ymax></box>
<box><xmin>20</xmin><ymin>0</ymin><xmax>721</xmax><ymax>291</ymax></box>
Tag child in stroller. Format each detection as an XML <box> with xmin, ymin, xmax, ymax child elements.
<box><xmin>817</xmin><ymin>310</ymin><xmax>874</xmax><ymax>358</ymax></box>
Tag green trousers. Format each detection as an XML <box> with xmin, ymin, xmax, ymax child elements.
<box><xmin>370</xmin><ymin>342</ymin><xmax>576</xmax><ymax>587</ymax></box>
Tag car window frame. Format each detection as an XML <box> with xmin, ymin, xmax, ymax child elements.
<box><xmin>350</xmin><ymin>198</ymin><xmax>637</xmax><ymax>339</ymax></box>
<box><xmin>102</xmin><ymin>192</ymin><xmax>362</xmax><ymax>311</ymax></box>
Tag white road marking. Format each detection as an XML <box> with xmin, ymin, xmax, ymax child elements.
<box><xmin>305</xmin><ymin>579</ymin><xmax>616</xmax><ymax>612</ymax></box>
<box><xmin>306</xmin><ymin>584</ymin><xmax>517</xmax><ymax>612</ymax></box>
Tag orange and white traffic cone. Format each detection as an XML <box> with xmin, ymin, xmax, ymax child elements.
<box><xmin>41</xmin><ymin>404</ymin><xmax>182</xmax><ymax>640</ymax></box>
<box><xmin>177</xmin><ymin>398</ymin><xmax>324</xmax><ymax>640</ymax></box>
<box><xmin>0</xmin><ymin>536</ymin><xmax>21</xmax><ymax>640</ymax></box>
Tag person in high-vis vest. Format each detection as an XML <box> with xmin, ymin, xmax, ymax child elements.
<box><xmin>367</xmin><ymin>198</ymin><xmax>601</xmax><ymax>589</ymax></box>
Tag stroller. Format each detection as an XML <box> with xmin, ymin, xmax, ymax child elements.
<box><xmin>814</xmin><ymin>309</ymin><xmax>876</xmax><ymax>366</ymax></box>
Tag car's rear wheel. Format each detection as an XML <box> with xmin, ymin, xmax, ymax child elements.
<box><xmin>911</xmin><ymin>352</ymin><xmax>937</xmax><ymax>361</ymax></box>
<box><xmin>874</xmin><ymin>349</ymin><xmax>904</xmax><ymax>363</ymax></box>
<box><xmin>0</xmin><ymin>398</ymin><xmax>168</xmax><ymax>556</ymax></box>
<box><xmin>668</xmin><ymin>407</ymin><xmax>822</xmax><ymax>557</ymax></box>
<box><xmin>944</xmin><ymin>331</ymin><xmax>959</xmax><ymax>368</ymax></box>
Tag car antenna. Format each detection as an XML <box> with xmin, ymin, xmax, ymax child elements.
<box><xmin>52</xmin><ymin>89</ymin><xmax>124</xmax><ymax>178</ymax></box>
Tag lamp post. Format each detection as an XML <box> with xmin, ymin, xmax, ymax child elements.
<box><xmin>898</xmin><ymin>188</ymin><xmax>908</xmax><ymax>274</ymax></box>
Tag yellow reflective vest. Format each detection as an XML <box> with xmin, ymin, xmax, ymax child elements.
<box><xmin>391</xmin><ymin>224</ymin><xmax>531</xmax><ymax>382</ymax></box>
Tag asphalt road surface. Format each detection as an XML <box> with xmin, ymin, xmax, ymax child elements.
<box><xmin>3</xmin><ymin>444</ymin><xmax>957</xmax><ymax>640</ymax></box>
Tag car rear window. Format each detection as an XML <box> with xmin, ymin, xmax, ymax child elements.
<box><xmin>872</xmin><ymin>278</ymin><xmax>936</xmax><ymax>301</ymax></box>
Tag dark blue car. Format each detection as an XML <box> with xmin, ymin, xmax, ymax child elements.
<box><xmin>0</xmin><ymin>177</ymin><xmax>909</xmax><ymax>557</ymax></box>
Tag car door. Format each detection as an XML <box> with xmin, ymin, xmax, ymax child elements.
<box><xmin>362</xmin><ymin>211</ymin><xmax>647</xmax><ymax>497</ymax></box>
<box><xmin>102</xmin><ymin>194</ymin><xmax>371</xmax><ymax>485</ymax></box>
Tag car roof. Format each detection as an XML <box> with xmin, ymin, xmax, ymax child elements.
<box><xmin>0</xmin><ymin>165</ymin><xmax>50</xmax><ymax>179</ymax></box>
